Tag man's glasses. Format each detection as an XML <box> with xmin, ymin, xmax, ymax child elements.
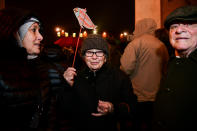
<box><xmin>85</xmin><ymin>51</ymin><xmax>104</xmax><ymax>57</ymax></box>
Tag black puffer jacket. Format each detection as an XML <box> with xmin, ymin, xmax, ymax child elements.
<box><xmin>0</xmin><ymin>8</ymin><xmax>46</xmax><ymax>130</ymax></box>
<box><xmin>0</xmin><ymin>55</ymin><xmax>42</xmax><ymax>128</ymax></box>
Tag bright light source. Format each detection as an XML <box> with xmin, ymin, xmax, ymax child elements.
<box><xmin>120</xmin><ymin>33</ymin><xmax>124</xmax><ymax>38</ymax></box>
<box><xmin>83</xmin><ymin>31</ymin><xmax>87</xmax><ymax>37</ymax></box>
<box><xmin>102</xmin><ymin>32</ymin><xmax>107</xmax><ymax>38</ymax></box>
<box><xmin>65</xmin><ymin>32</ymin><xmax>69</xmax><ymax>37</ymax></box>
<box><xmin>79</xmin><ymin>33</ymin><xmax>83</xmax><ymax>37</ymax></box>
<box><xmin>61</xmin><ymin>30</ymin><xmax>65</xmax><ymax>35</ymax></box>
<box><xmin>56</xmin><ymin>27</ymin><xmax>61</xmax><ymax>32</ymax></box>
<box><xmin>93</xmin><ymin>29</ymin><xmax>97</xmax><ymax>34</ymax></box>
<box><xmin>57</xmin><ymin>32</ymin><xmax>61</xmax><ymax>37</ymax></box>
<box><xmin>73</xmin><ymin>33</ymin><xmax>76</xmax><ymax>37</ymax></box>
<box><xmin>123</xmin><ymin>32</ymin><xmax>128</xmax><ymax>36</ymax></box>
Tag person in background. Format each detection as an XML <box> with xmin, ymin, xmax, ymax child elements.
<box><xmin>62</xmin><ymin>34</ymin><xmax>137</xmax><ymax>131</ymax></box>
<box><xmin>0</xmin><ymin>7</ymin><xmax>53</xmax><ymax>130</ymax></box>
<box><xmin>120</xmin><ymin>18</ymin><xmax>169</xmax><ymax>131</ymax></box>
<box><xmin>152</xmin><ymin>5</ymin><xmax>197</xmax><ymax>131</ymax></box>
<box><xmin>107</xmin><ymin>38</ymin><xmax>122</xmax><ymax>68</ymax></box>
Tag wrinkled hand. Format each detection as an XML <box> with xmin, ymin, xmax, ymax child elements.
<box><xmin>91</xmin><ymin>100</ymin><xmax>114</xmax><ymax>117</ymax></box>
<box><xmin>63</xmin><ymin>67</ymin><xmax>77</xmax><ymax>87</ymax></box>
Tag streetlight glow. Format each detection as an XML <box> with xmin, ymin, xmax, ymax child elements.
<box><xmin>56</xmin><ymin>27</ymin><xmax>61</xmax><ymax>32</ymax></box>
<box><xmin>79</xmin><ymin>33</ymin><xmax>83</xmax><ymax>37</ymax></box>
<box><xmin>123</xmin><ymin>32</ymin><xmax>128</xmax><ymax>36</ymax></box>
<box><xmin>93</xmin><ymin>29</ymin><xmax>97</xmax><ymax>34</ymax></box>
<box><xmin>83</xmin><ymin>31</ymin><xmax>87</xmax><ymax>37</ymax></box>
<box><xmin>61</xmin><ymin>30</ymin><xmax>65</xmax><ymax>35</ymax></box>
<box><xmin>120</xmin><ymin>33</ymin><xmax>124</xmax><ymax>39</ymax></box>
<box><xmin>57</xmin><ymin>32</ymin><xmax>61</xmax><ymax>37</ymax></box>
<box><xmin>73</xmin><ymin>33</ymin><xmax>76</xmax><ymax>37</ymax></box>
<box><xmin>65</xmin><ymin>32</ymin><xmax>69</xmax><ymax>37</ymax></box>
<box><xmin>102</xmin><ymin>32</ymin><xmax>107</xmax><ymax>38</ymax></box>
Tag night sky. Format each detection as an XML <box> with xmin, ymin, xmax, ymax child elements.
<box><xmin>6</xmin><ymin>0</ymin><xmax>135</xmax><ymax>43</ymax></box>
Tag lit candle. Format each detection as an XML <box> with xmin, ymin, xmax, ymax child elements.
<box><xmin>79</xmin><ymin>33</ymin><xmax>83</xmax><ymax>37</ymax></box>
<box><xmin>102</xmin><ymin>32</ymin><xmax>107</xmax><ymax>38</ymax></box>
<box><xmin>57</xmin><ymin>32</ymin><xmax>61</xmax><ymax>37</ymax></box>
<box><xmin>83</xmin><ymin>31</ymin><xmax>87</xmax><ymax>37</ymax></box>
<box><xmin>65</xmin><ymin>32</ymin><xmax>69</xmax><ymax>37</ymax></box>
<box><xmin>73</xmin><ymin>33</ymin><xmax>76</xmax><ymax>37</ymax></box>
<box><xmin>120</xmin><ymin>33</ymin><xmax>124</xmax><ymax>39</ymax></box>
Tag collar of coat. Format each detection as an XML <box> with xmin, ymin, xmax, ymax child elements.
<box><xmin>81</xmin><ymin>63</ymin><xmax>108</xmax><ymax>78</ymax></box>
<box><xmin>170</xmin><ymin>49</ymin><xmax>197</xmax><ymax>62</ymax></box>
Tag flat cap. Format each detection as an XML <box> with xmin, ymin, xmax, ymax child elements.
<box><xmin>164</xmin><ymin>5</ymin><xmax>197</xmax><ymax>29</ymax></box>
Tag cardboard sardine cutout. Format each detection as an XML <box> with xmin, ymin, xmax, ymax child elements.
<box><xmin>73</xmin><ymin>7</ymin><xmax>97</xmax><ymax>29</ymax></box>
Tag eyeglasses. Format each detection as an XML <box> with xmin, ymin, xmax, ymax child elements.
<box><xmin>85</xmin><ymin>51</ymin><xmax>104</xmax><ymax>57</ymax></box>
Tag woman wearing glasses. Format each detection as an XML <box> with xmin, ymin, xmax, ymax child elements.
<box><xmin>62</xmin><ymin>34</ymin><xmax>137</xmax><ymax>131</ymax></box>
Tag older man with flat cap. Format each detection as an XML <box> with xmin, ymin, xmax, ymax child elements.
<box><xmin>152</xmin><ymin>5</ymin><xmax>197</xmax><ymax>131</ymax></box>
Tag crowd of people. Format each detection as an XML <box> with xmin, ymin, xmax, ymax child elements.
<box><xmin>0</xmin><ymin>4</ymin><xmax>197</xmax><ymax>131</ymax></box>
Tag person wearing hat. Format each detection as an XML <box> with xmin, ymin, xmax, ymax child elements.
<box><xmin>120</xmin><ymin>18</ymin><xmax>169</xmax><ymax>131</ymax></box>
<box><xmin>62</xmin><ymin>34</ymin><xmax>137</xmax><ymax>131</ymax></box>
<box><xmin>152</xmin><ymin>5</ymin><xmax>197</xmax><ymax>130</ymax></box>
<box><xmin>0</xmin><ymin>8</ymin><xmax>56</xmax><ymax>130</ymax></box>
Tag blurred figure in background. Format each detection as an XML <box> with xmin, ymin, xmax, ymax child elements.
<box><xmin>107</xmin><ymin>38</ymin><xmax>122</xmax><ymax>68</ymax></box>
<box><xmin>120</xmin><ymin>18</ymin><xmax>169</xmax><ymax>131</ymax></box>
<box><xmin>155</xmin><ymin>28</ymin><xmax>174</xmax><ymax>56</ymax></box>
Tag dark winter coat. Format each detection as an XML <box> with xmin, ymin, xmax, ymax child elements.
<box><xmin>0</xmin><ymin>50</ymin><xmax>42</xmax><ymax>129</ymax></box>
<box><xmin>37</xmin><ymin>44</ymin><xmax>70</xmax><ymax>130</ymax></box>
<box><xmin>61</xmin><ymin>64</ymin><xmax>137</xmax><ymax>131</ymax></box>
<box><xmin>0</xmin><ymin>8</ymin><xmax>49</xmax><ymax>130</ymax></box>
<box><xmin>152</xmin><ymin>49</ymin><xmax>197</xmax><ymax>131</ymax></box>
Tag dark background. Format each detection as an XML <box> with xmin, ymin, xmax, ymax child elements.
<box><xmin>5</xmin><ymin>0</ymin><xmax>135</xmax><ymax>43</ymax></box>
